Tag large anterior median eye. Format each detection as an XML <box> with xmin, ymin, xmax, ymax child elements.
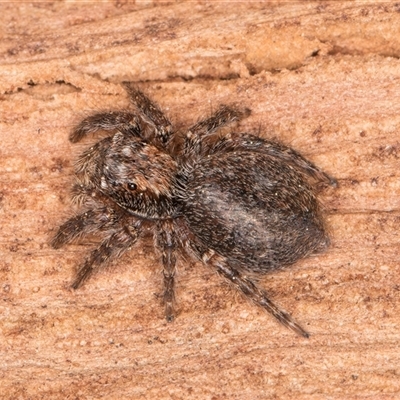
<box><xmin>127</xmin><ymin>182</ymin><xmax>137</xmax><ymax>191</ymax></box>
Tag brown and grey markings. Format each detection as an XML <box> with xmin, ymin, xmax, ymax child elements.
<box><xmin>51</xmin><ymin>83</ymin><xmax>336</xmax><ymax>337</ymax></box>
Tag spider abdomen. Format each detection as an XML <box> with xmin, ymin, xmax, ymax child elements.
<box><xmin>183</xmin><ymin>151</ymin><xmax>329</xmax><ymax>274</ymax></box>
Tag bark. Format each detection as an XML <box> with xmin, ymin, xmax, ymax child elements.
<box><xmin>1</xmin><ymin>1</ymin><xmax>400</xmax><ymax>399</ymax></box>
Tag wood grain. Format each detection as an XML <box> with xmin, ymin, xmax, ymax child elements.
<box><xmin>1</xmin><ymin>1</ymin><xmax>400</xmax><ymax>399</ymax></box>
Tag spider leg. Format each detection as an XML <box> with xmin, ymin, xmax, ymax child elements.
<box><xmin>238</xmin><ymin>136</ymin><xmax>337</xmax><ymax>186</ymax></box>
<box><xmin>51</xmin><ymin>211</ymin><xmax>96</xmax><ymax>249</ymax></box>
<box><xmin>179</xmin><ymin>227</ymin><xmax>309</xmax><ymax>337</ymax></box>
<box><xmin>206</xmin><ymin>132</ymin><xmax>336</xmax><ymax>187</ymax></box>
<box><xmin>71</xmin><ymin>223</ymin><xmax>141</xmax><ymax>289</ymax></box>
<box><xmin>188</xmin><ymin>105</ymin><xmax>250</xmax><ymax>137</ymax></box>
<box><xmin>209</xmin><ymin>254</ymin><xmax>310</xmax><ymax>338</ymax></box>
<box><xmin>155</xmin><ymin>220</ymin><xmax>178</xmax><ymax>322</ymax></box>
<box><xmin>70</xmin><ymin>111</ymin><xmax>143</xmax><ymax>143</ymax></box>
<box><xmin>183</xmin><ymin>105</ymin><xmax>250</xmax><ymax>156</ymax></box>
<box><xmin>51</xmin><ymin>208</ymin><xmax>119</xmax><ymax>249</ymax></box>
<box><xmin>51</xmin><ymin>182</ymin><xmax>128</xmax><ymax>249</ymax></box>
<box><xmin>123</xmin><ymin>83</ymin><xmax>172</xmax><ymax>146</ymax></box>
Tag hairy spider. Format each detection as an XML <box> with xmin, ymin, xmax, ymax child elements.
<box><xmin>51</xmin><ymin>83</ymin><xmax>336</xmax><ymax>337</ymax></box>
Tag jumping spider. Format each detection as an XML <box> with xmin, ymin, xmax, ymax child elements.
<box><xmin>52</xmin><ymin>83</ymin><xmax>336</xmax><ymax>337</ymax></box>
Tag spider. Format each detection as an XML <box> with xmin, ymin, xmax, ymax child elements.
<box><xmin>51</xmin><ymin>83</ymin><xmax>336</xmax><ymax>337</ymax></box>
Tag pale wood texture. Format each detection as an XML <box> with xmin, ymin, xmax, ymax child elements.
<box><xmin>1</xmin><ymin>1</ymin><xmax>400</xmax><ymax>399</ymax></box>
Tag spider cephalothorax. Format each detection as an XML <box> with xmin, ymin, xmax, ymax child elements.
<box><xmin>52</xmin><ymin>83</ymin><xmax>336</xmax><ymax>337</ymax></box>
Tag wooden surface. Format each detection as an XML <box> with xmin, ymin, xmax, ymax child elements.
<box><xmin>1</xmin><ymin>1</ymin><xmax>400</xmax><ymax>399</ymax></box>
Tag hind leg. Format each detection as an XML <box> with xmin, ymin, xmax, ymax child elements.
<box><xmin>204</xmin><ymin>132</ymin><xmax>336</xmax><ymax>187</ymax></box>
<box><xmin>209</xmin><ymin>253</ymin><xmax>310</xmax><ymax>338</ymax></box>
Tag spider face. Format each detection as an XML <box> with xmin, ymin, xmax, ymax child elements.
<box><xmin>102</xmin><ymin>141</ymin><xmax>176</xmax><ymax>215</ymax></box>
<box><xmin>75</xmin><ymin>132</ymin><xmax>177</xmax><ymax>219</ymax></box>
<box><xmin>52</xmin><ymin>83</ymin><xmax>336</xmax><ymax>337</ymax></box>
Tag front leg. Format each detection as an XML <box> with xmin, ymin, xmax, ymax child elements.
<box><xmin>51</xmin><ymin>208</ymin><xmax>118</xmax><ymax>249</ymax></box>
<box><xmin>70</xmin><ymin>111</ymin><xmax>143</xmax><ymax>143</ymax></box>
<box><xmin>123</xmin><ymin>83</ymin><xmax>173</xmax><ymax>147</ymax></box>
<box><xmin>156</xmin><ymin>220</ymin><xmax>178</xmax><ymax>322</ymax></box>
<box><xmin>72</xmin><ymin>223</ymin><xmax>141</xmax><ymax>289</ymax></box>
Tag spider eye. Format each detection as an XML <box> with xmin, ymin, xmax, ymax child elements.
<box><xmin>127</xmin><ymin>182</ymin><xmax>137</xmax><ymax>191</ymax></box>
